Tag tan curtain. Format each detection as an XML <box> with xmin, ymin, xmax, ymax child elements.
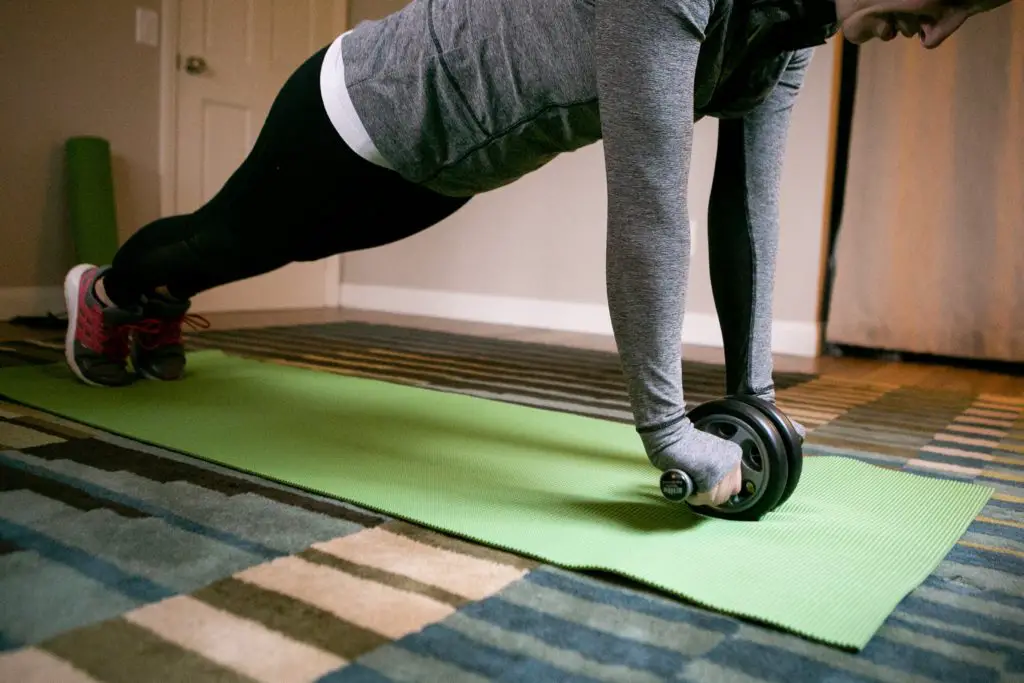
<box><xmin>826</xmin><ymin>3</ymin><xmax>1023</xmax><ymax>363</ymax></box>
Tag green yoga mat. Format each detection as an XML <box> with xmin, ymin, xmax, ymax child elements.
<box><xmin>0</xmin><ymin>351</ymin><xmax>992</xmax><ymax>650</ymax></box>
<box><xmin>65</xmin><ymin>136</ymin><xmax>119</xmax><ymax>266</ymax></box>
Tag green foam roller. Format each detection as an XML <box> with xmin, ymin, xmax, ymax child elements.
<box><xmin>65</xmin><ymin>136</ymin><xmax>119</xmax><ymax>266</ymax></box>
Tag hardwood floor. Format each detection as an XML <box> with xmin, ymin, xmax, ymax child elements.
<box><xmin>2</xmin><ymin>307</ymin><xmax>1021</xmax><ymax>395</ymax></box>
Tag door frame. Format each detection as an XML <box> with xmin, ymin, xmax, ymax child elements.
<box><xmin>815</xmin><ymin>37</ymin><xmax>859</xmax><ymax>352</ymax></box>
<box><xmin>157</xmin><ymin>0</ymin><xmax>179</xmax><ymax>219</ymax></box>
<box><xmin>156</xmin><ymin>0</ymin><xmax>347</xmax><ymax>309</ymax></box>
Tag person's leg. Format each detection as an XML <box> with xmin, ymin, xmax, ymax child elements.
<box><xmin>65</xmin><ymin>45</ymin><xmax>469</xmax><ymax>387</ymax></box>
<box><xmin>706</xmin><ymin>50</ymin><xmax>813</xmax><ymax>441</ymax></box>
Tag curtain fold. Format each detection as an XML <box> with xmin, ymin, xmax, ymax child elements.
<box><xmin>826</xmin><ymin>3</ymin><xmax>1023</xmax><ymax>362</ymax></box>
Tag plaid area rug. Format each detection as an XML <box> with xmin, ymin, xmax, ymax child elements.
<box><xmin>0</xmin><ymin>322</ymin><xmax>1021</xmax><ymax>683</ymax></box>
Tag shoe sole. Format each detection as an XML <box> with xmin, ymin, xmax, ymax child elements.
<box><xmin>132</xmin><ymin>343</ymin><xmax>185</xmax><ymax>382</ymax></box>
<box><xmin>135</xmin><ymin>363</ymin><xmax>160</xmax><ymax>381</ymax></box>
<box><xmin>134</xmin><ymin>360</ymin><xmax>176</xmax><ymax>382</ymax></box>
<box><xmin>133</xmin><ymin>357</ymin><xmax>186</xmax><ymax>382</ymax></box>
<box><xmin>64</xmin><ymin>263</ymin><xmax>109</xmax><ymax>388</ymax></box>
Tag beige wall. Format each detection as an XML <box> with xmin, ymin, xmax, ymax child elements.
<box><xmin>0</xmin><ymin>0</ymin><xmax>163</xmax><ymax>289</ymax></box>
<box><xmin>340</xmin><ymin>35</ymin><xmax>837</xmax><ymax>338</ymax></box>
<box><xmin>2</xmin><ymin>0</ymin><xmax>836</xmax><ymax>344</ymax></box>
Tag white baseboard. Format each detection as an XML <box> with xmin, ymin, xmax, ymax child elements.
<box><xmin>0</xmin><ymin>286</ymin><xmax>65</xmax><ymax>321</ymax></box>
<box><xmin>339</xmin><ymin>284</ymin><xmax>821</xmax><ymax>357</ymax></box>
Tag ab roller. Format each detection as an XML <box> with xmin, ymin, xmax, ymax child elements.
<box><xmin>659</xmin><ymin>395</ymin><xmax>803</xmax><ymax>521</ymax></box>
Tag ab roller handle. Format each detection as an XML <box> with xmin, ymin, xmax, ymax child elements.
<box><xmin>659</xmin><ymin>469</ymin><xmax>695</xmax><ymax>502</ymax></box>
<box><xmin>655</xmin><ymin>394</ymin><xmax>804</xmax><ymax>521</ymax></box>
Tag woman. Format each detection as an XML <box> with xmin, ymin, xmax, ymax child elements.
<box><xmin>61</xmin><ymin>0</ymin><xmax>995</xmax><ymax>507</ymax></box>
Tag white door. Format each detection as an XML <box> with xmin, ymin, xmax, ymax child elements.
<box><xmin>173</xmin><ymin>0</ymin><xmax>349</xmax><ymax>313</ymax></box>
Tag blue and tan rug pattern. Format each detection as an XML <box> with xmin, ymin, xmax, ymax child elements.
<box><xmin>0</xmin><ymin>322</ymin><xmax>1021</xmax><ymax>682</ymax></box>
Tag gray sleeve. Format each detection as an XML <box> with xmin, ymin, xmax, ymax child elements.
<box><xmin>708</xmin><ymin>48</ymin><xmax>814</xmax><ymax>404</ymax></box>
<box><xmin>595</xmin><ymin>0</ymin><xmax>732</xmax><ymax>490</ymax></box>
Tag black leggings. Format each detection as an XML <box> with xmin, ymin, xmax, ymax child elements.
<box><xmin>102</xmin><ymin>47</ymin><xmax>470</xmax><ymax>306</ymax></box>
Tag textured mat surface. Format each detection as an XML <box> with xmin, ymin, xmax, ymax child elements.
<box><xmin>0</xmin><ymin>349</ymin><xmax>993</xmax><ymax>650</ymax></box>
<box><xmin>1</xmin><ymin>323</ymin><xmax>1021</xmax><ymax>682</ymax></box>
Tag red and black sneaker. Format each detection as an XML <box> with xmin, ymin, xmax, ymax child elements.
<box><xmin>63</xmin><ymin>264</ymin><xmax>137</xmax><ymax>387</ymax></box>
<box><xmin>131</xmin><ymin>297</ymin><xmax>209</xmax><ymax>381</ymax></box>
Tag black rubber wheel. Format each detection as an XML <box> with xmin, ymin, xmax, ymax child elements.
<box><xmin>685</xmin><ymin>398</ymin><xmax>789</xmax><ymax>521</ymax></box>
<box><xmin>730</xmin><ymin>394</ymin><xmax>803</xmax><ymax>510</ymax></box>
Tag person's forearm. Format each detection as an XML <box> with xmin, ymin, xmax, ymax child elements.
<box><xmin>596</xmin><ymin>0</ymin><xmax>739</xmax><ymax>492</ymax></box>
<box><xmin>596</xmin><ymin>0</ymin><xmax>696</xmax><ymax>441</ymax></box>
<box><xmin>707</xmin><ymin>48</ymin><xmax>813</xmax><ymax>403</ymax></box>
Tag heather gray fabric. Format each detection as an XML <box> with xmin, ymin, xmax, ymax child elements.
<box><xmin>708</xmin><ymin>49</ymin><xmax>814</xmax><ymax>419</ymax></box>
<box><xmin>339</xmin><ymin>0</ymin><xmax>831</xmax><ymax>491</ymax></box>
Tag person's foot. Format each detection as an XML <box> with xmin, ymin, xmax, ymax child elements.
<box><xmin>64</xmin><ymin>264</ymin><xmax>137</xmax><ymax>387</ymax></box>
<box><xmin>131</xmin><ymin>296</ymin><xmax>208</xmax><ymax>381</ymax></box>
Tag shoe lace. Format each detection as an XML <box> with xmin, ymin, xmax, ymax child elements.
<box><xmin>132</xmin><ymin>313</ymin><xmax>211</xmax><ymax>351</ymax></box>
<box><xmin>99</xmin><ymin>325</ymin><xmax>132</xmax><ymax>359</ymax></box>
<box><xmin>81</xmin><ymin>301</ymin><xmax>132</xmax><ymax>359</ymax></box>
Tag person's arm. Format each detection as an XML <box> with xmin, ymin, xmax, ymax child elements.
<box><xmin>707</xmin><ymin>49</ymin><xmax>813</xmax><ymax>410</ymax></box>
<box><xmin>596</xmin><ymin>0</ymin><xmax>741</xmax><ymax>493</ymax></box>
